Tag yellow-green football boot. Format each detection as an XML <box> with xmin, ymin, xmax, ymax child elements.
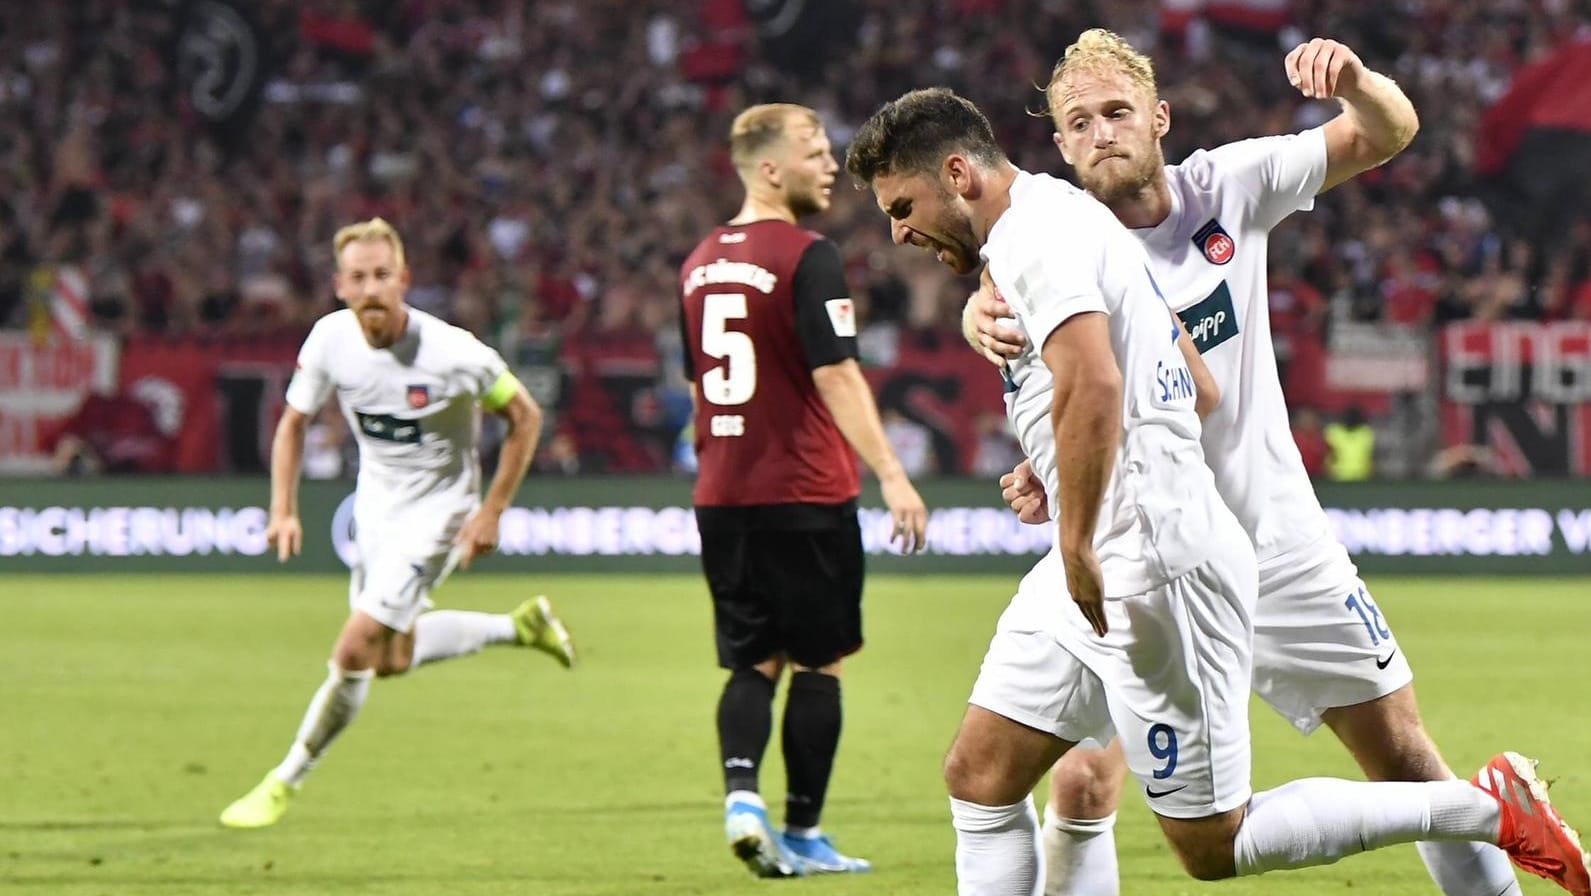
<box><xmin>219</xmin><ymin>773</ymin><xmax>295</xmax><ymax>829</ymax></box>
<box><xmin>511</xmin><ymin>595</ymin><xmax>577</xmax><ymax>669</ymax></box>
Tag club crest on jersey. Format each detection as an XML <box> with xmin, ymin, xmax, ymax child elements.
<box><xmin>1192</xmin><ymin>218</ymin><xmax>1235</xmax><ymax>266</ymax></box>
<box><xmin>406</xmin><ymin>384</ymin><xmax>429</xmax><ymax>409</ymax></box>
<box><xmin>825</xmin><ymin>298</ymin><xmax>857</xmax><ymax>337</ymax></box>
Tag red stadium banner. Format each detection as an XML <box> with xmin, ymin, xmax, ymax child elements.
<box><xmin>1439</xmin><ymin>321</ymin><xmax>1591</xmax><ymax>476</ymax></box>
<box><xmin>0</xmin><ymin>334</ymin><xmax>119</xmax><ymax>474</ymax></box>
<box><xmin>863</xmin><ymin>338</ymin><xmax>1011</xmax><ymax>475</ymax></box>
<box><xmin>118</xmin><ymin>335</ymin><xmax>300</xmax><ymax>473</ymax></box>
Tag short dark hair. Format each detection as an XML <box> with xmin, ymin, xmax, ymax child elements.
<box><xmin>845</xmin><ymin>88</ymin><xmax>1006</xmax><ymax>185</ymax></box>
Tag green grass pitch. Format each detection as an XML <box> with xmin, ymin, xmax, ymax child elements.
<box><xmin>3</xmin><ymin>572</ymin><xmax>1587</xmax><ymax>895</ymax></box>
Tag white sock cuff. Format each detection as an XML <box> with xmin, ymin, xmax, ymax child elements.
<box><xmin>1428</xmin><ymin>780</ymin><xmax>1502</xmax><ymax>840</ymax></box>
<box><xmin>1043</xmin><ymin>805</ymin><xmax>1118</xmax><ymax>835</ymax></box>
<box><xmin>950</xmin><ymin>795</ymin><xmax>1036</xmax><ymax>833</ymax></box>
<box><xmin>327</xmin><ymin>661</ymin><xmax>376</xmax><ymax>681</ymax></box>
<box><xmin>726</xmin><ymin>790</ymin><xmax>765</xmax><ymax>810</ymax></box>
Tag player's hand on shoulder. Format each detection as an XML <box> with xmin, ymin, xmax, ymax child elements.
<box><xmin>881</xmin><ymin>473</ymin><xmax>928</xmax><ymax>555</ymax></box>
<box><xmin>266</xmin><ymin>513</ymin><xmax>302</xmax><ymax>562</ymax></box>
<box><xmin>1284</xmin><ymin>38</ymin><xmax>1364</xmax><ymax>100</ymax></box>
<box><xmin>999</xmin><ymin>458</ymin><xmax>1050</xmax><ymax>525</ymax></box>
<box><xmin>963</xmin><ymin>269</ymin><xmax>1026</xmax><ymax>366</ymax></box>
<box><xmin>453</xmin><ymin>509</ymin><xmax>501</xmax><ymax>570</ymax></box>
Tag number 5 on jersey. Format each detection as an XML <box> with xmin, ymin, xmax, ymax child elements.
<box><xmin>702</xmin><ymin>292</ymin><xmax>756</xmax><ymax>406</ymax></box>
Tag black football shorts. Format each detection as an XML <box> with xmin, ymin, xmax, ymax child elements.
<box><xmin>694</xmin><ymin>501</ymin><xmax>864</xmax><ymax>670</ymax></box>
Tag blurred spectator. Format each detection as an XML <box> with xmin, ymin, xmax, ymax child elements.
<box><xmin>1426</xmin><ymin>443</ymin><xmax>1498</xmax><ymax>479</ymax></box>
<box><xmin>541</xmin><ymin>428</ymin><xmax>585</xmax><ymax>476</ymax></box>
<box><xmin>46</xmin><ymin>386</ymin><xmax>174</xmax><ymax>475</ymax></box>
<box><xmin>882</xmin><ymin>408</ymin><xmax>935</xmax><ymax>477</ymax></box>
<box><xmin>969</xmin><ymin>411</ymin><xmax>1024</xmax><ymax>479</ymax></box>
<box><xmin>1323</xmin><ymin>406</ymin><xmax>1375</xmax><ymax>482</ymax></box>
<box><xmin>0</xmin><ymin>1</ymin><xmax>1583</xmax><ymax>475</ymax></box>
<box><xmin>1290</xmin><ymin>406</ymin><xmax>1327</xmax><ymax>479</ymax></box>
<box><xmin>1267</xmin><ymin>262</ymin><xmax>1328</xmax><ymax>409</ymax></box>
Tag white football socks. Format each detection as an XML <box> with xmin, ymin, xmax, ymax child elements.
<box><xmin>1041</xmin><ymin>805</ymin><xmax>1120</xmax><ymax>896</ymax></box>
<box><xmin>1234</xmin><ymin>778</ymin><xmax>1500</xmax><ymax>875</ymax></box>
<box><xmin>272</xmin><ymin>662</ymin><xmax>374</xmax><ymax>787</ymax></box>
<box><xmin>951</xmin><ymin>795</ymin><xmax>1042</xmax><ymax>896</ymax></box>
<box><xmin>412</xmin><ymin>610</ymin><xmax>517</xmax><ymax>667</ymax></box>
<box><xmin>1417</xmin><ymin>839</ymin><xmax>1522</xmax><ymax>896</ymax></box>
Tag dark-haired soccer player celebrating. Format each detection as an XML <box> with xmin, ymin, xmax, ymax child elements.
<box><xmin>846</xmin><ymin>86</ymin><xmax>1588</xmax><ymax>895</ymax></box>
<box><xmin>680</xmin><ymin>103</ymin><xmax>927</xmax><ymax>878</ymax></box>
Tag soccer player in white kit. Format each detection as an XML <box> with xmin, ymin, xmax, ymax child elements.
<box><xmin>218</xmin><ymin>218</ymin><xmax>577</xmax><ymax>829</ymax></box>
<box><xmin>848</xmin><ymin>87</ymin><xmax>1588</xmax><ymax>895</ymax></box>
<box><xmin>966</xmin><ymin>30</ymin><xmax>1590</xmax><ymax>896</ymax></box>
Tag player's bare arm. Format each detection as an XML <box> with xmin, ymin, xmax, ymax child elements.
<box><xmin>456</xmin><ymin>385</ymin><xmax>543</xmax><ymax>570</ymax></box>
<box><xmin>1175</xmin><ymin>318</ymin><xmax>1220</xmax><ymax>420</ymax></box>
<box><xmin>962</xmin><ymin>271</ymin><xmax>1027</xmax><ymax>365</ymax></box>
<box><xmin>1001</xmin><ymin>320</ymin><xmax>1209</xmax><ymax>531</ymax></box>
<box><xmin>1286</xmin><ymin>38</ymin><xmax>1419</xmax><ymax>193</ymax></box>
<box><xmin>1042</xmin><ymin>311</ymin><xmax>1122</xmax><ymax>637</ymax></box>
<box><xmin>267</xmin><ymin>406</ymin><xmax>309</xmax><ymax>562</ymax></box>
<box><xmin>811</xmin><ymin>358</ymin><xmax>928</xmax><ymax>553</ymax></box>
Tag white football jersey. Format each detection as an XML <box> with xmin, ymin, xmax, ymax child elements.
<box><xmin>984</xmin><ymin>170</ymin><xmax>1235</xmax><ymax>606</ymax></box>
<box><xmin>285</xmin><ymin>307</ymin><xmax>507</xmax><ymax>515</ymax></box>
<box><xmin>1132</xmin><ymin>129</ymin><xmax>1329</xmax><ymax>565</ymax></box>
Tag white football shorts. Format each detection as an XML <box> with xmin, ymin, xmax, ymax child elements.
<box><xmin>1251</xmin><ymin>539</ymin><xmax>1414</xmax><ymax>734</ymax></box>
<box><xmin>968</xmin><ymin>517</ymin><xmax>1259</xmax><ymax>820</ymax></box>
<box><xmin>347</xmin><ymin>495</ymin><xmax>474</xmax><ymax>633</ymax></box>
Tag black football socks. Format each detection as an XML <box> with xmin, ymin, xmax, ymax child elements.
<box><xmin>718</xmin><ymin>667</ymin><xmax>777</xmax><ymax>795</ymax></box>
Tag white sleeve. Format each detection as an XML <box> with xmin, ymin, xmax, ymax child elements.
<box><xmin>993</xmin><ymin>230</ymin><xmax>1109</xmax><ymax>352</ymax></box>
<box><xmin>284</xmin><ymin>322</ymin><xmax>333</xmax><ymax>415</ymax></box>
<box><xmin>1206</xmin><ymin>128</ymin><xmax>1328</xmax><ymax>230</ymax></box>
<box><xmin>460</xmin><ymin>333</ymin><xmax>509</xmax><ymax>398</ymax></box>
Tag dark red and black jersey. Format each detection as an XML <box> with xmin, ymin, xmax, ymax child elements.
<box><xmin>679</xmin><ymin>219</ymin><xmax>860</xmax><ymax>508</ymax></box>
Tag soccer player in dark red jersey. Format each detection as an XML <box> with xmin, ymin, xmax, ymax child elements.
<box><xmin>679</xmin><ymin>103</ymin><xmax>928</xmax><ymax>879</ymax></box>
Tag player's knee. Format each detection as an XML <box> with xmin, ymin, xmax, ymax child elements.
<box><xmin>1180</xmin><ymin>854</ymin><xmax>1238</xmax><ymax>881</ymax></box>
<box><xmin>790</xmin><ymin>660</ymin><xmax>841</xmax><ymax>677</ymax></box>
<box><xmin>1158</xmin><ymin>811</ymin><xmax>1242</xmax><ymax>881</ymax></box>
<box><xmin>749</xmin><ymin>655</ymin><xmax>785</xmax><ymax>681</ymax></box>
<box><xmin>1165</xmin><ymin>835</ymin><xmax>1239</xmax><ymax>881</ymax></box>
<box><xmin>1052</xmin><ymin>748</ymin><xmax>1124</xmax><ymax>815</ymax></box>
<box><xmin>373</xmin><ymin>657</ymin><xmax>411</xmax><ymax>677</ymax></box>
<box><xmin>943</xmin><ymin>741</ymin><xmax>1011</xmax><ymax>804</ymax></box>
<box><xmin>942</xmin><ymin>746</ymin><xmax>978</xmax><ymax>798</ymax></box>
<box><xmin>331</xmin><ymin>642</ymin><xmax>377</xmax><ymax>672</ymax></box>
<box><xmin>332</xmin><ymin>631</ymin><xmax>402</xmax><ymax>675</ymax></box>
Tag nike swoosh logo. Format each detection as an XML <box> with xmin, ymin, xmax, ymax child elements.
<box><xmin>1375</xmin><ymin>649</ymin><xmax>1398</xmax><ymax>670</ymax></box>
<box><xmin>1145</xmin><ymin>784</ymin><xmax>1187</xmax><ymax>799</ymax></box>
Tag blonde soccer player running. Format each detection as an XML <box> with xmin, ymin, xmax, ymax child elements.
<box><xmin>219</xmin><ymin>218</ymin><xmax>577</xmax><ymax>829</ymax></box>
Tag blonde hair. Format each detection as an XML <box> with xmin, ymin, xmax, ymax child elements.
<box><xmin>333</xmin><ymin>217</ymin><xmax>407</xmax><ymax>270</ymax></box>
<box><xmin>1044</xmin><ymin>28</ymin><xmax>1159</xmax><ymax>117</ymax></box>
<box><xmin>729</xmin><ymin>103</ymin><xmax>820</xmax><ymax>171</ymax></box>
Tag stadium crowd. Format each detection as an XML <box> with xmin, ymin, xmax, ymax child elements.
<box><xmin>1</xmin><ymin>0</ymin><xmax>1587</xmax><ymax>475</ymax></box>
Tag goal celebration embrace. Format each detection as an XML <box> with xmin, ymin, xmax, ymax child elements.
<box><xmin>6</xmin><ymin>4</ymin><xmax>1588</xmax><ymax>896</ymax></box>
